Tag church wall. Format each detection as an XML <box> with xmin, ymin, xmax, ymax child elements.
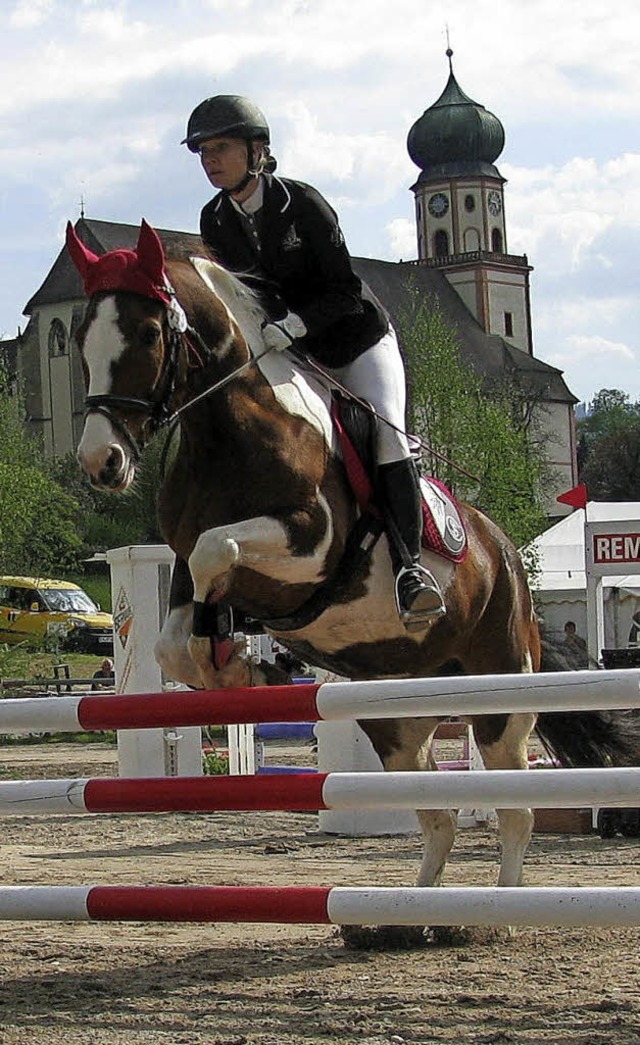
<box><xmin>532</xmin><ymin>400</ymin><xmax>577</xmax><ymax>515</ymax></box>
<box><xmin>21</xmin><ymin>301</ymin><xmax>86</xmax><ymax>458</ymax></box>
<box><xmin>486</xmin><ymin>273</ymin><xmax>530</xmax><ymax>353</ymax></box>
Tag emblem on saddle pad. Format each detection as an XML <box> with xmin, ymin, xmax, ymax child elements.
<box><xmin>420</xmin><ymin>478</ymin><xmax>467</xmax><ymax>562</ymax></box>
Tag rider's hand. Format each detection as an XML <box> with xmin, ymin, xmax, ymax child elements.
<box><xmin>262</xmin><ymin>312</ymin><xmax>306</xmax><ymax>352</ymax></box>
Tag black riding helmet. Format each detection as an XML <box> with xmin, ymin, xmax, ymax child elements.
<box><xmin>182</xmin><ymin>95</ymin><xmax>270</xmax><ymax>152</ymax></box>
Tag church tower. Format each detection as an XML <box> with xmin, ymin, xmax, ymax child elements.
<box><xmin>407</xmin><ymin>51</ymin><xmax>533</xmax><ymax>354</ymax></box>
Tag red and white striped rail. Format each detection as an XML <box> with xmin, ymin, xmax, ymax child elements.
<box><xmin>1</xmin><ymin>768</ymin><xmax>639</xmax><ymax>815</ymax></box>
<box><xmin>0</xmin><ymin>885</ymin><xmax>638</xmax><ymax>927</ymax></box>
<box><xmin>1</xmin><ymin>667</ymin><xmax>640</xmax><ymax>734</ymax></box>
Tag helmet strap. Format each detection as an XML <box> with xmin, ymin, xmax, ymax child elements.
<box><xmin>224</xmin><ymin>142</ymin><xmax>263</xmax><ymax>197</ymax></box>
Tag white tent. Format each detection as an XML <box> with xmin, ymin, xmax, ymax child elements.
<box><xmin>524</xmin><ymin>502</ymin><xmax>640</xmax><ymax>650</ymax></box>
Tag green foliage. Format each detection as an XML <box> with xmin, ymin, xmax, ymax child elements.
<box><xmin>48</xmin><ymin>434</ymin><xmax>166</xmax><ymax>559</ymax></box>
<box><xmin>0</xmin><ymin>369</ymin><xmax>82</xmax><ymax>573</ymax></box>
<box><xmin>578</xmin><ymin>389</ymin><xmax>640</xmax><ymax>501</ymax></box>
<box><xmin>202</xmin><ymin>749</ymin><xmax>230</xmax><ymax>775</ymax></box>
<box><xmin>399</xmin><ymin>286</ymin><xmax>547</xmax><ymax>548</ymax></box>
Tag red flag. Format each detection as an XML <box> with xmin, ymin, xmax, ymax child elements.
<box><xmin>556</xmin><ymin>483</ymin><xmax>588</xmax><ymax>509</ymax></box>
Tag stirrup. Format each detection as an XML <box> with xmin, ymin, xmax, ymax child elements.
<box><xmin>394</xmin><ymin>564</ymin><xmax>446</xmax><ymax>631</ymax></box>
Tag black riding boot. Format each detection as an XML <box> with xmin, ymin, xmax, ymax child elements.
<box><xmin>378</xmin><ymin>458</ymin><xmax>446</xmax><ymax>630</ymax></box>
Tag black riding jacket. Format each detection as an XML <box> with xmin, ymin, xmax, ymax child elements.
<box><xmin>199</xmin><ymin>174</ymin><xmax>389</xmax><ymax>367</ymax></box>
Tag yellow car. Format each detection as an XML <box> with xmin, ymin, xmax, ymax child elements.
<box><xmin>0</xmin><ymin>576</ymin><xmax>114</xmax><ymax>654</ymax></box>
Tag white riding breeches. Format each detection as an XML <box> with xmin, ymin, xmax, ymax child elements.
<box><xmin>329</xmin><ymin>325</ymin><xmax>411</xmax><ymax>465</ymax></box>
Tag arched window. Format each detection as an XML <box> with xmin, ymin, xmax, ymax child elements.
<box><xmin>433</xmin><ymin>229</ymin><xmax>449</xmax><ymax>257</ymax></box>
<box><xmin>48</xmin><ymin>318</ymin><xmax>68</xmax><ymax>357</ymax></box>
<box><xmin>464</xmin><ymin>228</ymin><xmax>480</xmax><ymax>252</ymax></box>
<box><xmin>491</xmin><ymin>227</ymin><xmax>503</xmax><ymax>253</ymax></box>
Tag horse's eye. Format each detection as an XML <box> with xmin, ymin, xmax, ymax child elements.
<box><xmin>139</xmin><ymin>321</ymin><xmax>161</xmax><ymax>348</ymax></box>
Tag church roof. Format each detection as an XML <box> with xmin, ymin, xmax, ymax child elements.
<box><xmin>23</xmin><ymin>216</ymin><xmax>575</xmax><ymax>405</ymax></box>
<box><xmin>407</xmin><ymin>52</ymin><xmax>505</xmax><ymax>180</ymax></box>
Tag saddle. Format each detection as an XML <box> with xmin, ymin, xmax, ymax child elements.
<box><xmin>331</xmin><ymin>392</ymin><xmax>467</xmax><ymax>563</ymax></box>
<box><xmin>207</xmin><ymin>392</ymin><xmax>468</xmax><ymax>663</ymax></box>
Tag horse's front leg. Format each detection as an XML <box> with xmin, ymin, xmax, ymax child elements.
<box><xmin>186</xmin><ymin>510</ymin><xmax>332</xmax><ymax>688</ymax></box>
<box><xmin>154</xmin><ymin>556</ymin><xmax>202</xmax><ymax>688</ymax></box>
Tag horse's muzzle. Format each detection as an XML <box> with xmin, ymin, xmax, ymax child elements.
<box><xmin>80</xmin><ymin>444</ymin><xmax>134</xmax><ymax>492</ymax></box>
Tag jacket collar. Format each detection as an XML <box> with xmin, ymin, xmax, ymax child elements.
<box><xmin>212</xmin><ymin>173</ymin><xmax>292</xmax><ymax>216</ymax></box>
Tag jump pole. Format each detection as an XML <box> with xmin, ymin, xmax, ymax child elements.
<box><xmin>0</xmin><ymin>767</ymin><xmax>638</xmax><ymax>815</ymax></box>
<box><xmin>0</xmin><ymin>885</ymin><xmax>638</xmax><ymax>927</ymax></box>
<box><xmin>1</xmin><ymin>667</ymin><xmax>639</xmax><ymax>734</ymax></box>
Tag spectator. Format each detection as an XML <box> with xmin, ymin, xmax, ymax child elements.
<box><xmin>562</xmin><ymin>621</ymin><xmax>588</xmax><ymax>668</ymax></box>
<box><xmin>91</xmin><ymin>658</ymin><xmax>115</xmax><ymax>690</ymax></box>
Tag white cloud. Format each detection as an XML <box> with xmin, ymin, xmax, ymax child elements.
<box><xmin>386</xmin><ymin>218</ymin><xmax>415</xmax><ymax>259</ymax></box>
<box><xmin>549</xmin><ymin>333</ymin><xmax>635</xmax><ymax>367</ymax></box>
<box><xmin>9</xmin><ymin>0</ymin><xmax>52</xmax><ymax>28</ymax></box>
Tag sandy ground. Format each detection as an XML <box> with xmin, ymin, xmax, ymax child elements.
<box><xmin>0</xmin><ymin>741</ymin><xmax>637</xmax><ymax>1045</ymax></box>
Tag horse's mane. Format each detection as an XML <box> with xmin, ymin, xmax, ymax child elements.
<box><xmin>188</xmin><ymin>255</ymin><xmax>267</xmax><ymax>353</ymax></box>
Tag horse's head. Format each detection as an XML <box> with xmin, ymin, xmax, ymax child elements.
<box><xmin>68</xmin><ymin>217</ymin><xmax>248</xmax><ymax>493</ymax></box>
<box><xmin>68</xmin><ymin>219</ymin><xmax>190</xmax><ymax>490</ymax></box>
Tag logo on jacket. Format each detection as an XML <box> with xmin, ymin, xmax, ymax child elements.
<box><xmin>282</xmin><ymin>223</ymin><xmax>302</xmax><ymax>251</ymax></box>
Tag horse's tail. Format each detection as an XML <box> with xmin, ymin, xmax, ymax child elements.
<box><xmin>534</xmin><ymin>636</ymin><xmax>640</xmax><ymax>767</ymax></box>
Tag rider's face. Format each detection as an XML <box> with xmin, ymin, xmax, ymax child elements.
<box><xmin>198</xmin><ymin>137</ymin><xmax>250</xmax><ymax>191</ymax></box>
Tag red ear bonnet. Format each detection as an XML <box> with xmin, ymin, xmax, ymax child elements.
<box><xmin>65</xmin><ymin>220</ymin><xmax>171</xmax><ymax>304</ymax></box>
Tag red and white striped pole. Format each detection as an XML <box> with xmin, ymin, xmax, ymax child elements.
<box><xmin>1</xmin><ymin>667</ymin><xmax>639</xmax><ymax>735</ymax></box>
<box><xmin>0</xmin><ymin>767</ymin><xmax>638</xmax><ymax>815</ymax></box>
<box><xmin>0</xmin><ymin>885</ymin><xmax>638</xmax><ymax>928</ymax></box>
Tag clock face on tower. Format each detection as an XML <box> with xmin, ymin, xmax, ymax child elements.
<box><xmin>487</xmin><ymin>190</ymin><xmax>502</xmax><ymax>216</ymax></box>
<box><xmin>428</xmin><ymin>192</ymin><xmax>449</xmax><ymax>218</ymax></box>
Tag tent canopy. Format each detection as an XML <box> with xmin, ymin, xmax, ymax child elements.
<box><xmin>525</xmin><ymin>502</ymin><xmax>640</xmax><ymax>596</ymax></box>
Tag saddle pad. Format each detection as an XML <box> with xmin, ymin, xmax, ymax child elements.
<box><xmin>331</xmin><ymin>395</ymin><xmax>467</xmax><ymax>563</ymax></box>
<box><xmin>420</xmin><ymin>477</ymin><xmax>467</xmax><ymax>562</ymax></box>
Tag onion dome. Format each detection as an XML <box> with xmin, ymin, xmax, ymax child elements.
<box><xmin>408</xmin><ymin>50</ymin><xmax>505</xmax><ymax>180</ymax></box>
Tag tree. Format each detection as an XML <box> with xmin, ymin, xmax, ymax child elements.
<box><xmin>48</xmin><ymin>434</ymin><xmax>166</xmax><ymax>558</ymax></box>
<box><xmin>577</xmin><ymin>389</ymin><xmax>640</xmax><ymax>501</ymax></box>
<box><xmin>399</xmin><ymin>286</ymin><xmax>547</xmax><ymax>548</ymax></box>
<box><xmin>0</xmin><ymin>368</ymin><xmax>81</xmax><ymax>573</ymax></box>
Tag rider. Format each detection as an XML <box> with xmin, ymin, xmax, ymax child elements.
<box><xmin>182</xmin><ymin>94</ymin><xmax>445</xmax><ymax>628</ymax></box>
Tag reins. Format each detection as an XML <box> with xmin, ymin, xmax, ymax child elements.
<box><xmin>83</xmin><ymin>278</ymin><xmax>477</xmax><ymax>486</ymax></box>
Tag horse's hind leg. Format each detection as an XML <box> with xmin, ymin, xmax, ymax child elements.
<box><xmin>340</xmin><ymin>718</ymin><xmax>449</xmax><ymax>951</ymax></box>
<box><xmin>472</xmin><ymin>711</ymin><xmax>537</xmax><ymax>887</ymax></box>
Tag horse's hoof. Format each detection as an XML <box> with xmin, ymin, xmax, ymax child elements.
<box><xmin>338</xmin><ymin>924</ymin><xmax>427</xmax><ymax>951</ymax></box>
<box><xmin>428</xmin><ymin>925</ymin><xmax>513</xmax><ymax>946</ymax></box>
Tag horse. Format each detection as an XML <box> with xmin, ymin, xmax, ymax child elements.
<box><xmin>67</xmin><ymin>219</ymin><xmax>640</xmax><ymax>941</ymax></box>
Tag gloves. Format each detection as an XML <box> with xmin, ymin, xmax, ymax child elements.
<box><xmin>261</xmin><ymin>312</ymin><xmax>307</xmax><ymax>352</ymax></box>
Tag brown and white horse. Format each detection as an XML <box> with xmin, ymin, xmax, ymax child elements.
<box><xmin>68</xmin><ymin>220</ymin><xmax>639</xmax><ymax>926</ymax></box>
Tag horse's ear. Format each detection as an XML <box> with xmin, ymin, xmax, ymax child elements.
<box><xmin>66</xmin><ymin>221</ymin><xmax>100</xmax><ymax>280</ymax></box>
<box><xmin>136</xmin><ymin>220</ymin><xmax>165</xmax><ymax>282</ymax></box>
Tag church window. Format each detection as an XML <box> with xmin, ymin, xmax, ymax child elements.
<box><xmin>491</xmin><ymin>227</ymin><xmax>503</xmax><ymax>253</ymax></box>
<box><xmin>48</xmin><ymin>318</ymin><xmax>68</xmax><ymax>357</ymax></box>
<box><xmin>433</xmin><ymin>229</ymin><xmax>449</xmax><ymax>257</ymax></box>
<box><xmin>464</xmin><ymin>194</ymin><xmax>475</xmax><ymax>212</ymax></box>
<box><xmin>463</xmin><ymin>228</ymin><xmax>480</xmax><ymax>252</ymax></box>
<box><xmin>504</xmin><ymin>312</ymin><xmax>514</xmax><ymax>337</ymax></box>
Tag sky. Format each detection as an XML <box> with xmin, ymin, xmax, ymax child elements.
<box><xmin>1</xmin><ymin>0</ymin><xmax>640</xmax><ymax>409</ymax></box>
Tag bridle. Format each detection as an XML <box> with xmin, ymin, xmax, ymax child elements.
<box><xmin>82</xmin><ymin>295</ymin><xmax>275</xmax><ymax>463</ymax></box>
<box><xmin>82</xmin><ymin>316</ymin><xmax>191</xmax><ymax>462</ymax></box>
